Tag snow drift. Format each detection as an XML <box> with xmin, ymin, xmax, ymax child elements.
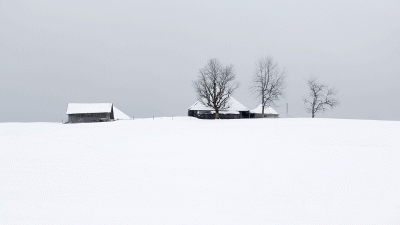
<box><xmin>1</xmin><ymin>118</ymin><xmax>399</xmax><ymax>224</ymax></box>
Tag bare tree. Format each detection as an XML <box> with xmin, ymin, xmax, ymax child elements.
<box><xmin>251</xmin><ymin>56</ymin><xmax>285</xmax><ymax>117</ymax></box>
<box><xmin>193</xmin><ymin>59</ymin><xmax>240</xmax><ymax>119</ymax></box>
<box><xmin>303</xmin><ymin>76</ymin><xmax>339</xmax><ymax>118</ymax></box>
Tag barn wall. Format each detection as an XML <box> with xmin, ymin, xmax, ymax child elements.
<box><xmin>219</xmin><ymin>114</ymin><xmax>240</xmax><ymax>119</ymax></box>
<box><xmin>252</xmin><ymin>113</ymin><xmax>279</xmax><ymax>118</ymax></box>
<box><xmin>196</xmin><ymin>113</ymin><xmax>215</xmax><ymax>119</ymax></box>
<box><xmin>189</xmin><ymin>110</ymin><xmax>279</xmax><ymax>119</ymax></box>
<box><xmin>189</xmin><ymin>110</ymin><xmax>247</xmax><ymax>119</ymax></box>
<box><xmin>68</xmin><ymin>113</ymin><xmax>111</xmax><ymax>123</ymax></box>
<box><xmin>254</xmin><ymin>114</ymin><xmax>263</xmax><ymax>118</ymax></box>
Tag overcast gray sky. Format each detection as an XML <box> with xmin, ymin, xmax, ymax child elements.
<box><xmin>1</xmin><ymin>0</ymin><xmax>399</xmax><ymax>122</ymax></box>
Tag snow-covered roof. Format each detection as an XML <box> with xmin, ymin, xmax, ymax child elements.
<box><xmin>188</xmin><ymin>101</ymin><xmax>212</xmax><ymax>111</ymax></box>
<box><xmin>188</xmin><ymin>96</ymin><xmax>249</xmax><ymax>112</ymax></box>
<box><xmin>66</xmin><ymin>103</ymin><xmax>113</xmax><ymax>114</ymax></box>
<box><xmin>213</xmin><ymin>110</ymin><xmax>240</xmax><ymax>115</ymax></box>
<box><xmin>113</xmin><ymin>106</ymin><xmax>130</xmax><ymax>120</ymax></box>
<box><xmin>250</xmin><ymin>104</ymin><xmax>279</xmax><ymax>115</ymax></box>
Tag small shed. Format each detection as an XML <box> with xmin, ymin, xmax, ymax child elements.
<box><xmin>66</xmin><ymin>103</ymin><xmax>130</xmax><ymax>123</ymax></box>
<box><xmin>188</xmin><ymin>97</ymin><xmax>250</xmax><ymax>119</ymax></box>
<box><xmin>250</xmin><ymin>104</ymin><xmax>279</xmax><ymax>118</ymax></box>
<box><xmin>66</xmin><ymin>103</ymin><xmax>114</xmax><ymax>123</ymax></box>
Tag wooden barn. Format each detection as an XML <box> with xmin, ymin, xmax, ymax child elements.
<box><xmin>188</xmin><ymin>97</ymin><xmax>250</xmax><ymax>119</ymax></box>
<box><xmin>66</xmin><ymin>103</ymin><xmax>130</xmax><ymax>123</ymax></box>
<box><xmin>250</xmin><ymin>104</ymin><xmax>279</xmax><ymax>118</ymax></box>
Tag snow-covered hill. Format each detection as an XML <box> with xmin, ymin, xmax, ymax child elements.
<box><xmin>1</xmin><ymin>118</ymin><xmax>399</xmax><ymax>224</ymax></box>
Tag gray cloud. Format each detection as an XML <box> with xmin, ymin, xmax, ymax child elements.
<box><xmin>1</xmin><ymin>0</ymin><xmax>399</xmax><ymax>122</ymax></box>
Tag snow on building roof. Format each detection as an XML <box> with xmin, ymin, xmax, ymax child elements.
<box><xmin>213</xmin><ymin>110</ymin><xmax>240</xmax><ymax>115</ymax></box>
<box><xmin>188</xmin><ymin>96</ymin><xmax>249</xmax><ymax>112</ymax></box>
<box><xmin>113</xmin><ymin>106</ymin><xmax>130</xmax><ymax>120</ymax></box>
<box><xmin>188</xmin><ymin>101</ymin><xmax>213</xmax><ymax>111</ymax></box>
<box><xmin>250</xmin><ymin>104</ymin><xmax>279</xmax><ymax>115</ymax></box>
<box><xmin>66</xmin><ymin>103</ymin><xmax>113</xmax><ymax>115</ymax></box>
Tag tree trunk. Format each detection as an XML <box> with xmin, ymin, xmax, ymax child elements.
<box><xmin>215</xmin><ymin>111</ymin><xmax>220</xmax><ymax>119</ymax></box>
<box><xmin>311</xmin><ymin>105</ymin><xmax>315</xmax><ymax>118</ymax></box>
<box><xmin>261</xmin><ymin>104</ymin><xmax>265</xmax><ymax>118</ymax></box>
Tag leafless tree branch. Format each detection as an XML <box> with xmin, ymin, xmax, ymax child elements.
<box><xmin>193</xmin><ymin>59</ymin><xmax>240</xmax><ymax>119</ymax></box>
<box><xmin>303</xmin><ymin>76</ymin><xmax>339</xmax><ymax>118</ymax></box>
<box><xmin>251</xmin><ymin>56</ymin><xmax>286</xmax><ymax>117</ymax></box>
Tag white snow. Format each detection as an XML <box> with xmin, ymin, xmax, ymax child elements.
<box><xmin>113</xmin><ymin>106</ymin><xmax>130</xmax><ymax>120</ymax></box>
<box><xmin>66</xmin><ymin>103</ymin><xmax>113</xmax><ymax>114</ymax></box>
<box><xmin>66</xmin><ymin>103</ymin><xmax>130</xmax><ymax>120</ymax></box>
<box><xmin>188</xmin><ymin>96</ymin><xmax>249</xmax><ymax>112</ymax></box>
<box><xmin>251</xmin><ymin>104</ymin><xmax>279</xmax><ymax>115</ymax></box>
<box><xmin>1</xmin><ymin>118</ymin><xmax>400</xmax><ymax>224</ymax></box>
<box><xmin>214</xmin><ymin>110</ymin><xmax>240</xmax><ymax>114</ymax></box>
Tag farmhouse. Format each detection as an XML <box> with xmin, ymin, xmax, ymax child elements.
<box><xmin>66</xmin><ymin>103</ymin><xmax>130</xmax><ymax>123</ymax></box>
<box><xmin>188</xmin><ymin>97</ymin><xmax>250</xmax><ymax>119</ymax></box>
<box><xmin>251</xmin><ymin>104</ymin><xmax>279</xmax><ymax>118</ymax></box>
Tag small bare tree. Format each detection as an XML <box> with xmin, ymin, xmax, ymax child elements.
<box><xmin>193</xmin><ymin>59</ymin><xmax>240</xmax><ymax>119</ymax></box>
<box><xmin>303</xmin><ymin>76</ymin><xmax>339</xmax><ymax>118</ymax></box>
<box><xmin>251</xmin><ymin>56</ymin><xmax>285</xmax><ymax>117</ymax></box>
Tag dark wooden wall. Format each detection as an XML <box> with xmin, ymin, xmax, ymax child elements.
<box><xmin>188</xmin><ymin>110</ymin><xmax>249</xmax><ymax>119</ymax></box>
<box><xmin>68</xmin><ymin>113</ymin><xmax>111</xmax><ymax>123</ymax></box>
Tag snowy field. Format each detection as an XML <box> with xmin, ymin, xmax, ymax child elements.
<box><xmin>1</xmin><ymin>117</ymin><xmax>399</xmax><ymax>224</ymax></box>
